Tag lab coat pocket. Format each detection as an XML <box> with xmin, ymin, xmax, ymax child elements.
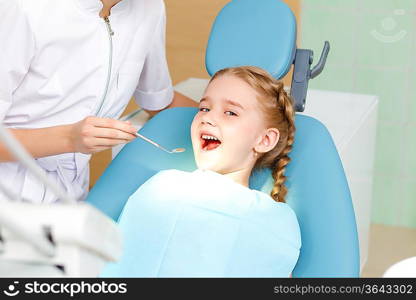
<box><xmin>21</xmin><ymin>154</ymin><xmax>79</xmax><ymax>203</ymax></box>
<box><xmin>117</xmin><ymin>60</ymin><xmax>145</xmax><ymax>105</ymax></box>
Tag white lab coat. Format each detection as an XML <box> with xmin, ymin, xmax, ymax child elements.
<box><xmin>0</xmin><ymin>0</ymin><xmax>174</xmax><ymax>203</ymax></box>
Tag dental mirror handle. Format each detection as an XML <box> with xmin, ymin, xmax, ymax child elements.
<box><xmin>133</xmin><ymin>132</ymin><xmax>185</xmax><ymax>154</ymax></box>
<box><xmin>134</xmin><ymin>132</ymin><xmax>164</xmax><ymax>150</ymax></box>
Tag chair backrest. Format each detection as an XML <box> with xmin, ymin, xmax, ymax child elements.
<box><xmin>206</xmin><ymin>0</ymin><xmax>331</xmax><ymax>112</ymax></box>
<box><xmin>206</xmin><ymin>0</ymin><xmax>297</xmax><ymax>79</ymax></box>
<box><xmin>87</xmin><ymin>107</ymin><xmax>360</xmax><ymax>277</ymax></box>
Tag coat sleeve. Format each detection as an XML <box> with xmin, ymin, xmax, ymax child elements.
<box><xmin>133</xmin><ymin>1</ymin><xmax>174</xmax><ymax>111</ymax></box>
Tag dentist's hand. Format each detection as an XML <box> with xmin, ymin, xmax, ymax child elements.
<box><xmin>70</xmin><ymin>116</ymin><xmax>137</xmax><ymax>154</ymax></box>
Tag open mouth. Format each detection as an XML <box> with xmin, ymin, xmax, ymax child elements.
<box><xmin>200</xmin><ymin>134</ymin><xmax>222</xmax><ymax>151</ymax></box>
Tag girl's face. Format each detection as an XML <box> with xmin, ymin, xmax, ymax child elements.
<box><xmin>191</xmin><ymin>74</ymin><xmax>278</xmax><ymax>176</ymax></box>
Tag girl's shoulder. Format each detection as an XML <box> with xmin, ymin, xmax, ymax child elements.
<box><xmin>252</xmin><ymin>191</ymin><xmax>301</xmax><ymax>233</ymax></box>
<box><xmin>253</xmin><ymin>190</ymin><xmax>296</xmax><ymax>212</ymax></box>
<box><xmin>257</xmin><ymin>192</ymin><xmax>302</xmax><ymax>249</ymax></box>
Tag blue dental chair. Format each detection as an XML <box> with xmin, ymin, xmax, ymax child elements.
<box><xmin>87</xmin><ymin>0</ymin><xmax>359</xmax><ymax>277</ymax></box>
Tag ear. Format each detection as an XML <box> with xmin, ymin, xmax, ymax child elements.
<box><xmin>254</xmin><ymin>128</ymin><xmax>280</xmax><ymax>154</ymax></box>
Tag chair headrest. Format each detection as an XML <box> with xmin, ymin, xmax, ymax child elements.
<box><xmin>206</xmin><ymin>0</ymin><xmax>297</xmax><ymax>79</ymax></box>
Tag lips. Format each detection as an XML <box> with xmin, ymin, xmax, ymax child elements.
<box><xmin>200</xmin><ymin>133</ymin><xmax>222</xmax><ymax>151</ymax></box>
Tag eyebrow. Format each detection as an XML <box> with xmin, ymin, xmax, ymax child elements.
<box><xmin>199</xmin><ymin>97</ymin><xmax>244</xmax><ymax>110</ymax></box>
<box><xmin>224</xmin><ymin>98</ymin><xmax>244</xmax><ymax>110</ymax></box>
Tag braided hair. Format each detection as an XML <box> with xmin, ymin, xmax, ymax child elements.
<box><xmin>210</xmin><ymin>66</ymin><xmax>296</xmax><ymax>203</ymax></box>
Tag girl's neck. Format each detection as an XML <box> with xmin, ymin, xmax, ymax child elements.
<box><xmin>223</xmin><ymin>168</ymin><xmax>252</xmax><ymax>188</ymax></box>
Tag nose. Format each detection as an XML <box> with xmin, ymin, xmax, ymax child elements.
<box><xmin>200</xmin><ymin>110</ymin><xmax>216</xmax><ymax>126</ymax></box>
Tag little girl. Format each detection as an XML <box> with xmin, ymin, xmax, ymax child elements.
<box><xmin>102</xmin><ymin>66</ymin><xmax>301</xmax><ymax>277</ymax></box>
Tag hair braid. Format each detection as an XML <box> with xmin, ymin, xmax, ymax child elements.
<box><xmin>270</xmin><ymin>86</ymin><xmax>296</xmax><ymax>202</ymax></box>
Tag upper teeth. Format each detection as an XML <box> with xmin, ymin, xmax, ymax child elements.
<box><xmin>202</xmin><ymin>135</ymin><xmax>219</xmax><ymax>141</ymax></box>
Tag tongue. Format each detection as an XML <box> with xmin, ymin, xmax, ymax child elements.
<box><xmin>206</xmin><ymin>140</ymin><xmax>221</xmax><ymax>151</ymax></box>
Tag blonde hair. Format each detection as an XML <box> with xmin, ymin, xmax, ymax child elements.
<box><xmin>210</xmin><ymin>66</ymin><xmax>296</xmax><ymax>203</ymax></box>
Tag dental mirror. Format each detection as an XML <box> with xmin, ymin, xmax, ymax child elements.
<box><xmin>134</xmin><ymin>132</ymin><xmax>185</xmax><ymax>154</ymax></box>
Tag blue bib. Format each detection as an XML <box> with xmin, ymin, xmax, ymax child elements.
<box><xmin>101</xmin><ymin>169</ymin><xmax>301</xmax><ymax>277</ymax></box>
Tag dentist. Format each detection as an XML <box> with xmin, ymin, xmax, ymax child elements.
<box><xmin>0</xmin><ymin>0</ymin><xmax>196</xmax><ymax>203</ymax></box>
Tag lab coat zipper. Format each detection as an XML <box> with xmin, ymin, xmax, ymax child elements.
<box><xmin>95</xmin><ymin>17</ymin><xmax>114</xmax><ymax>117</ymax></box>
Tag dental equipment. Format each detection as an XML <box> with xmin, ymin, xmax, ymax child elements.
<box><xmin>0</xmin><ymin>124</ymin><xmax>122</xmax><ymax>277</ymax></box>
<box><xmin>134</xmin><ymin>132</ymin><xmax>186</xmax><ymax>154</ymax></box>
<box><xmin>0</xmin><ymin>201</ymin><xmax>122</xmax><ymax>277</ymax></box>
<box><xmin>0</xmin><ymin>195</ymin><xmax>55</xmax><ymax>258</ymax></box>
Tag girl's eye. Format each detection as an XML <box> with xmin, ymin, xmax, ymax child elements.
<box><xmin>225</xmin><ymin>111</ymin><xmax>237</xmax><ymax>116</ymax></box>
<box><xmin>199</xmin><ymin>107</ymin><xmax>209</xmax><ymax>112</ymax></box>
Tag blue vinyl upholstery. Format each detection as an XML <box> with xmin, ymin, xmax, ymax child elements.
<box><xmin>206</xmin><ymin>0</ymin><xmax>297</xmax><ymax>78</ymax></box>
